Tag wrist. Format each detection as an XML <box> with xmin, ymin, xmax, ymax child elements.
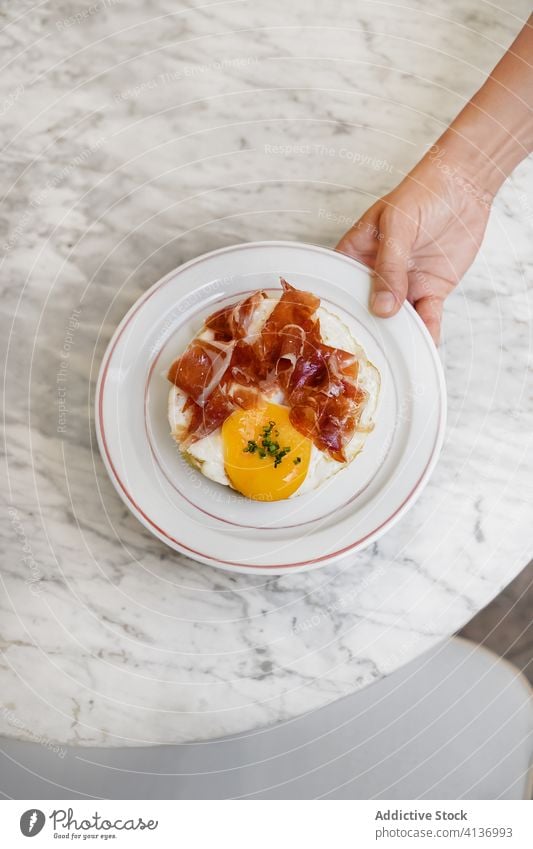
<box><xmin>432</xmin><ymin>120</ymin><xmax>523</xmax><ymax>196</ymax></box>
<box><xmin>435</xmin><ymin>135</ymin><xmax>502</xmax><ymax>196</ymax></box>
<box><xmin>419</xmin><ymin>16</ymin><xmax>533</xmax><ymax>197</ymax></box>
<box><xmin>429</xmin><ymin>39</ymin><xmax>533</xmax><ymax>198</ymax></box>
<box><xmin>411</xmin><ymin>138</ymin><xmax>496</xmax><ymax>210</ymax></box>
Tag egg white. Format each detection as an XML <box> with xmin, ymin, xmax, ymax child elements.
<box><xmin>168</xmin><ymin>299</ymin><xmax>380</xmax><ymax>498</ymax></box>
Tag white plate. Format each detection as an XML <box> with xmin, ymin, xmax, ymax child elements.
<box><xmin>96</xmin><ymin>241</ymin><xmax>446</xmax><ymax>575</ymax></box>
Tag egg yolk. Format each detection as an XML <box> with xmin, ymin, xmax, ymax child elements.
<box><xmin>222</xmin><ymin>402</ymin><xmax>312</xmax><ymax>501</ymax></box>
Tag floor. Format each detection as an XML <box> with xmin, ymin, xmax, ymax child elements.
<box><xmin>460</xmin><ymin>559</ymin><xmax>533</xmax><ymax>684</ymax></box>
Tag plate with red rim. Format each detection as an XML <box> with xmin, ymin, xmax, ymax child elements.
<box><xmin>95</xmin><ymin>240</ymin><xmax>446</xmax><ymax>574</ymax></box>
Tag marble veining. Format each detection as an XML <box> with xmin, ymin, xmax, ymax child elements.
<box><xmin>1</xmin><ymin>0</ymin><xmax>532</xmax><ymax>746</ymax></box>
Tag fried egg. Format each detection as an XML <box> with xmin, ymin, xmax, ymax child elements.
<box><xmin>168</xmin><ymin>300</ymin><xmax>380</xmax><ymax>501</ymax></box>
<box><xmin>222</xmin><ymin>402</ymin><xmax>313</xmax><ymax>501</ymax></box>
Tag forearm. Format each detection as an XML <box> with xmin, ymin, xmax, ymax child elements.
<box><xmin>427</xmin><ymin>15</ymin><xmax>533</xmax><ymax>194</ymax></box>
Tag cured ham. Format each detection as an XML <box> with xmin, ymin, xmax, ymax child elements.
<box><xmin>181</xmin><ymin>386</ymin><xmax>234</xmax><ymax>445</ymax></box>
<box><xmin>259</xmin><ymin>281</ymin><xmax>321</xmax><ymax>363</ymax></box>
<box><xmin>167</xmin><ymin>279</ymin><xmax>369</xmax><ymax>461</ymax></box>
<box><xmin>167</xmin><ymin>338</ymin><xmax>234</xmax><ymax>407</ymax></box>
<box><xmin>206</xmin><ymin>291</ymin><xmax>265</xmax><ymax>341</ymax></box>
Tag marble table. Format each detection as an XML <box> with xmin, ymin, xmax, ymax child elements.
<box><xmin>1</xmin><ymin>0</ymin><xmax>532</xmax><ymax>748</ymax></box>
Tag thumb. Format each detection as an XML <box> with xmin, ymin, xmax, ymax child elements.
<box><xmin>371</xmin><ymin>214</ymin><xmax>414</xmax><ymax>317</ymax></box>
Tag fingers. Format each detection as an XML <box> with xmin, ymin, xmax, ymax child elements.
<box><xmin>336</xmin><ymin>199</ymin><xmax>444</xmax><ymax>343</ymax></box>
<box><xmin>415</xmin><ymin>296</ymin><xmax>443</xmax><ymax>345</ymax></box>
<box><xmin>335</xmin><ymin>205</ymin><xmax>382</xmax><ymax>268</ymax></box>
<box><xmin>370</xmin><ymin>210</ymin><xmax>415</xmax><ymax>317</ymax></box>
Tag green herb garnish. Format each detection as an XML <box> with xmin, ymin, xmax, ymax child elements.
<box><xmin>242</xmin><ymin>421</ymin><xmax>293</xmax><ymax>468</ymax></box>
<box><xmin>274</xmin><ymin>446</ymin><xmax>291</xmax><ymax>468</ymax></box>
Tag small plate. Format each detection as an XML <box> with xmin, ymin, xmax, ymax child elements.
<box><xmin>96</xmin><ymin>241</ymin><xmax>446</xmax><ymax>574</ymax></box>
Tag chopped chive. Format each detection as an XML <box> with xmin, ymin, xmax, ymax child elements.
<box><xmin>245</xmin><ymin>420</ymin><xmax>294</xmax><ymax>468</ymax></box>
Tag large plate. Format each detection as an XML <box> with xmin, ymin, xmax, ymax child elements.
<box><xmin>96</xmin><ymin>241</ymin><xmax>446</xmax><ymax>574</ymax></box>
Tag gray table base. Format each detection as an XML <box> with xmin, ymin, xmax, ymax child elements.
<box><xmin>1</xmin><ymin>638</ymin><xmax>531</xmax><ymax>800</ymax></box>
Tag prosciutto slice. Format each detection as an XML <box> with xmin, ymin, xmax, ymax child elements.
<box><xmin>167</xmin><ymin>279</ymin><xmax>368</xmax><ymax>460</ymax></box>
<box><xmin>205</xmin><ymin>291</ymin><xmax>265</xmax><ymax>341</ymax></box>
<box><xmin>167</xmin><ymin>338</ymin><xmax>234</xmax><ymax>407</ymax></box>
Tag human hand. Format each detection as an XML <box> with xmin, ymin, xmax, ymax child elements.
<box><xmin>335</xmin><ymin>148</ymin><xmax>493</xmax><ymax>343</ymax></box>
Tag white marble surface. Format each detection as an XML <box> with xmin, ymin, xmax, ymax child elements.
<box><xmin>1</xmin><ymin>0</ymin><xmax>532</xmax><ymax>747</ymax></box>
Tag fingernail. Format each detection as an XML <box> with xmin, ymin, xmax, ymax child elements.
<box><xmin>371</xmin><ymin>291</ymin><xmax>397</xmax><ymax>316</ymax></box>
